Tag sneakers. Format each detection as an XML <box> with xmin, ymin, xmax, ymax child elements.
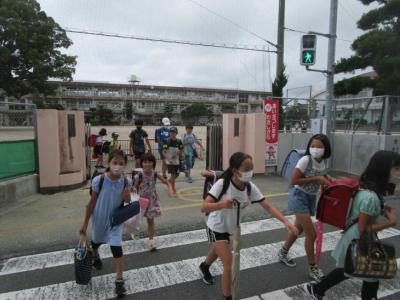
<box><xmin>186</xmin><ymin>176</ymin><xmax>193</xmax><ymax>183</ymax></box>
<box><xmin>92</xmin><ymin>256</ymin><xmax>102</xmax><ymax>270</ymax></box>
<box><xmin>199</xmin><ymin>262</ymin><xmax>214</xmax><ymax>285</ymax></box>
<box><xmin>309</xmin><ymin>265</ymin><xmax>324</xmax><ymax>282</ymax></box>
<box><xmin>115</xmin><ymin>279</ymin><xmax>126</xmax><ymax>297</ymax></box>
<box><xmin>303</xmin><ymin>283</ymin><xmax>323</xmax><ymax>300</ymax></box>
<box><xmin>149</xmin><ymin>239</ymin><xmax>157</xmax><ymax>252</ymax></box>
<box><xmin>278</xmin><ymin>248</ymin><xmax>296</xmax><ymax>267</ymax></box>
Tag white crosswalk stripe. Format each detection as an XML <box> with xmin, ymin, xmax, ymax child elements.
<box><xmin>0</xmin><ymin>217</ymin><xmax>399</xmax><ymax>300</ymax></box>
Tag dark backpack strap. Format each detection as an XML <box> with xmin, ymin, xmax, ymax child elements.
<box><xmin>246</xmin><ymin>182</ymin><xmax>252</xmax><ymax>197</ymax></box>
<box><xmin>97</xmin><ymin>174</ymin><xmax>105</xmax><ymax>198</ymax></box>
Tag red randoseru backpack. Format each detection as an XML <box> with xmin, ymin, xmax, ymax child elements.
<box><xmin>316</xmin><ymin>177</ymin><xmax>360</xmax><ymax>229</ymax></box>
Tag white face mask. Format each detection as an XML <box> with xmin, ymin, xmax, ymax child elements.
<box><xmin>389</xmin><ymin>171</ymin><xmax>400</xmax><ymax>184</ymax></box>
<box><xmin>309</xmin><ymin>148</ymin><xmax>324</xmax><ymax>159</ymax></box>
<box><xmin>239</xmin><ymin>170</ymin><xmax>253</xmax><ymax>183</ymax></box>
<box><xmin>110</xmin><ymin>165</ymin><xmax>124</xmax><ymax>176</ymax></box>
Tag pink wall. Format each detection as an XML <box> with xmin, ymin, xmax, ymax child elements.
<box><xmin>222</xmin><ymin>113</ymin><xmax>265</xmax><ymax>174</ymax></box>
<box><xmin>37</xmin><ymin>110</ymin><xmax>86</xmax><ymax>192</ymax></box>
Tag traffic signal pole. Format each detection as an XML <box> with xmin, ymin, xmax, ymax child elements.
<box><xmin>325</xmin><ymin>0</ymin><xmax>338</xmax><ymax>139</ymax></box>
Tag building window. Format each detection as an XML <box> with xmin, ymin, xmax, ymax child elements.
<box><xmin>239</xmin><ymin>94</ymin><xmax>248</xmax><ymax>103</ymax></box>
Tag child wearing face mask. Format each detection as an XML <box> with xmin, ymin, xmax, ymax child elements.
<box><xmin>278</xmin><ymin>134</ymin><xmax>332</xmax><ymax>282</ymax></box>
<box><xmin>200</xmin><ymin>152</ymin><xmax>299</xmax><ymax>300</ymax></box>
<box><xmin>134</xmin><ymin>152</ymin><xmax>173</xmax><ymax>251</ymax></box>
<box><xmin>80</xmin><ymin>150</ymin><xmax>132</xmax><ymax>298</ymax></box>
<box><xmin>304</xmin><ymin>150</ymin><xmax>399</xmax><ymax>300</ymax></box>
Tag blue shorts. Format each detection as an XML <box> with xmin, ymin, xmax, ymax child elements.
<box><xmin>185</xmin><ymin>154</ymin><xmax>195</xmax><ymax>170</ymax></box>
<box><xmin>158</xmin><ymin>148</ymin><xmax>165</xmax><ymax>160</ymax></box>
<box><xmin>288</xmin><ymin>187</ymin><xmax>317</xmax><ymax>216</ymax></box>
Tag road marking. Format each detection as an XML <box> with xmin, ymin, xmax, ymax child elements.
<box><xmin>1</xmin><ymin>228</ymin><xmax>399</xmax><ymax>300</ymax></box>
<box><xmin>257</xmin><ymin>259</ymin><xmax>400</xmax><ymax>300</ymax></box>
<box><xmin>0</xmin><ymin>215</ymin><xmax>296</xmax><ymax>276</ymax></box>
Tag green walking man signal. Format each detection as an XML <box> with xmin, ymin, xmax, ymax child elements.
<box><xmin>300</xmin><ymin>35</ymin><xmax>316</xmax><ymax>66</ymax></box>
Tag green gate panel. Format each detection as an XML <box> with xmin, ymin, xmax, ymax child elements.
<box><xmin>0</xmin><ymin>140</ymin><xmax>37</xmax><ymax>180</ymax></box>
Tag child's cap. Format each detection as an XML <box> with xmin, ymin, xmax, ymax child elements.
<box><xmin>112</xmin><ymin>132</ymin><xmax>119</xmax><ymax>138</ymax></box>
<box><xmin>169</xmin><ymin>126</ymin><xmax>178</xmax><ymax>133</ymax></box>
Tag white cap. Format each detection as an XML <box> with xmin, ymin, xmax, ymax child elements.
<box><xmin>162</xmin><ymin>117</ymin><xmax>170</xmax><ymax>126</ymax></box>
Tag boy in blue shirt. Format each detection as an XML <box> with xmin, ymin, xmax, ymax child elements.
<box><xmin>155</xmin><ymin>117</ymin><xmax>170</xmax><ymax>178</ymax></box>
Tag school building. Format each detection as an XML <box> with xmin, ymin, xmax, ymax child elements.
<box><xmin>1</xmin><ymin>81</ymin><xmax>271</xmax><ymax>125</ymax></box>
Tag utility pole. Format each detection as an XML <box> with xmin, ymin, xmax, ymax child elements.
<box><xmin>276</xmin><ymin>0</ymin><xmax>285</xmax><ymax>76</ymax></box>
<box><xmin>325</xmin><ymin>0</ymin><xmax>338</xmax><ymax>139</ymax></box>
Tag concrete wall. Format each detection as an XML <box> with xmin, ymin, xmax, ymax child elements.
<box><xmin>0</xmin><ymin>174</ymin><xmax>38</xmax><ymax>207</ymax></box>
<box><xmin>223</xmin><ymin>113</ymin><xmax>265</xmax><ymax>174</ymax></box>
<box><xmin>277</xmin><ymin>132</ymin><xmax>400</xmax><ymax>175</ymax></box>
<box><xmin>37</xmin><ymin>110</ymin><xmax>86</xmax><ymax>193</ymax></box>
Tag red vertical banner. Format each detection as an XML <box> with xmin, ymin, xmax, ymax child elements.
<box><xmin>264</xmin><ymin>99</ymin><xmax>279</xmax><ymax>166</ymax></box>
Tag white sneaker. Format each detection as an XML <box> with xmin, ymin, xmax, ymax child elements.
<box><xmin>149</xmin><ymin>239</ymin><xmax>157</xmax><ymax>251</ymax></box>
<box><xmin>309</xmin><ymin>265</ymin><xmax>324</xmax><ymax>282</ymax></box>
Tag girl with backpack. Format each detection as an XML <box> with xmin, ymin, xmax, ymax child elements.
<box><xmin>200</xmin><ymin>152</ymin><xmax>299</xmax><ymax>300</ymax></box>
<box><xmin>79</xmin><ymin>149</ymin><xmax>132</xmax><ymax>297</ymax></box>
<box><xmin>93</xmin><ymin>128</ymin><xmax>107</xmax><ymax>168</ymax></box>
<box><xmin>133</xmin><ymin>152</ymin><xmax>174</xmax><ymax>251</ymax></box>
<box><xmin>304</xmin><ymin>150</ymin><xmax>399</xmax><ymax>300</ymax></box>
<box><xmin>278</xmin><ymin>133</ymin><xmax>332</xmax><ymax>282</ymax></box>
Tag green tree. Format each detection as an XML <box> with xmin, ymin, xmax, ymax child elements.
<box><xmin>181</xmin><ymin>103</ymin><xmax>212</xmax><ymax>124</ymax></box>
<box><xmin>0</xmin><ymin>0</ymin><xmax>77</xmax><ymax>99</ymax></box>
<box><xmin>164</xmin><ymin>103</ymin><xmax>174</xmax><ymax>118</ymax></box>
<box><xmin>272</xmin><ymin>66</ymin><xmax>288</xmax><ymax>130</ymax></box>
<box><xmin>89</xmin><ymin>108</ymin><xmax>115</xmax><ymax>125</ymax></box>
<box><xmin>284</xmin><ymin>105</ymin><xmax>309</xmax><ymax>121</ymax></box>
<box><xmin>334</xmin><ymin>0</ymin><xmax>400</xmax><ymax>96</ymax></box>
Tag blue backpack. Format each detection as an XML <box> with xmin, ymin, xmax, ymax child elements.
<box><xmin>280</xmin><ymin>149</ymin><xmax>306</xmax><ymax>181</ymax></box>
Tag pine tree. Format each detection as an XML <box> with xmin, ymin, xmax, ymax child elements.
<box><xmin>334</xmin><ymin>0</ymin><xmax>400</xmax><ymax>96</ymax></box>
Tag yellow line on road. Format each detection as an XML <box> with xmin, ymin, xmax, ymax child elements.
<box><xmin>0</xmin><ymin>192</ymin><xmax>289</xmax><ymax>235</ymax></box>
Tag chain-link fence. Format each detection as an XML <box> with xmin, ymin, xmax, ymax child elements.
<box><xmin>0</xmin><ymin>102</ymin><xmax>37</xmax><ymax>180</ymax></box>
<box><xmin>279</xmin><ymin>95</ymin><xmax>400</xmax><ymax>134</ymax></box>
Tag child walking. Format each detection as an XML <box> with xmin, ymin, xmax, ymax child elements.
<box><xmin>134</xmin><ymin>152</ymin><xmax>173</xmax><ymax>251</ymax></box>
<box><xmin>80</xmin><ymin>149</ymin><xmax>132</xmax><ymax>297</ymax></box>
<box><xmin>304</xmin><ymin>150</ymin><xmax>399</xmax><ymax>300</ymax></box>
<box><xmin>278</xmin><ymin>133</ymin><xmax>332</xmax><ymax>282</ymax></box>
<box><xmin>94</xmin><ymin>128</ymin><xmax>107</xmax><ymax>167</ymax></box>
<box><xmin>163</xmin><ymin>126</ymin><xmax>184</xmax><ymax>193</ymax></box>
<box><xmin>200</xmin><ymin>152</ymin><xmax>299</xmax><ymax>300</ymax></box>
<box><xmin>182</xmin><ymin>125</ymin><xmax>205</xmax><ymax>183</ymax></box>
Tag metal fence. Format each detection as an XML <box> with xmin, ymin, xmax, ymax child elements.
<box><xmin>279</xmin><ymin>95</ymin><xmax>400</xmax><ymax>134</ymax></box>
<box><xmin>0</xmin><ymin>102</ymin><xmax>37</xmax><ymax>180</ymax></box>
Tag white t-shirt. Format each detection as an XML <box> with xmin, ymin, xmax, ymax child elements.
<box><xmin>295</xmin><ymin>155</ymin><xmax>326</xmax><ymax>173</ymax></box>
<box><xmin>206</xmin><ymin>179</ymin><xmax>265</xmax><ymax>234</ymax></box>
<box><xmin>294</xmin><ymin>155</ymin><xmax>326</xmax><ymax>193</ymax></box>
<box><xmin>95</xmin><ymin>136</ymin><xmax>103</xmax><ymax>145</ymax></box>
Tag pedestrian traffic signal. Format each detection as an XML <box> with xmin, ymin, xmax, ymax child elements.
<box><xmin>300</xmin><ymin>35</ymin><xmax>316</xmax><ymax>66</ymax></box>
<box><xmin>302</xmin><ymin>50</ymin><xmax>315</xmax><ymax>65</ymax></box>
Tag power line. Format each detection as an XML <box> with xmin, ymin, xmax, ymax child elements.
<box><xmin>64</xmin><ymin>27</ymin><xmax>277</xmax><ymax>53</ymax></box>
<box><xmin>186</xmin><ymin>0</ymin><xmax>278</xmax><ymax>48</ymax></box>
<box><xmin>284</xmin><ymin>26</ymin><xmax>352</xmax><ymax>43</ymax></box>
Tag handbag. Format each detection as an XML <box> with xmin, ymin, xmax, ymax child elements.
<box><xmin>111</xmin><ymin>200</ymin><xmax>140</xmax><ymax>227</ymax></box>
<box><xmin>344</xmin><ymin>226</ymin><xmax>397</xmax><ymax>279</ymax></box>
<box><xmin>74</xmin><ymin>234</ymin><xmax>93</xmax><ymax>285</ymax></box>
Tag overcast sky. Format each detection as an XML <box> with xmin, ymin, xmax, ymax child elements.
<box><xmin>37</xmin><ymin>0</ymin><xmax>378</xmax><ymax>97</ymax></box>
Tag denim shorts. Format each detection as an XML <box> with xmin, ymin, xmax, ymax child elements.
<box><xmin>288</xmin><ymin>187</ymin><xmax>317</xmax><ymax>216</ymax></box>
<box><xmin>185</xmin><ymin>154</ymin><xmax>195</xmax><ymax>170</ymax></box>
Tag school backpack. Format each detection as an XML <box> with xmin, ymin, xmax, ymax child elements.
<box><xmin>202</xmin><ymin>170</ymin><xmax>251</xmax><ymax>201</ymax></box>
<box><xmin>89</xmin><ymin>134</ymin><xmax>98</xmax><ymax>147</ymax></box>
<box><xmin>316</xmin><ymin>177</ymin><xmax>360</xmax><ymax>229</ymax></box>
<box><xmin>280</xmin><ymin>149</ymin><xmax>306</xmax><ymax>180</ymax></box>
<box><xmin>89</xmin><ymin>167</ymin><xmax>106</xmax><ymax>195</ymax></box>
<box><xmin>131</xmin><ymin>169</ymin><xmax>158</xmax><ymax>185</ymax></box>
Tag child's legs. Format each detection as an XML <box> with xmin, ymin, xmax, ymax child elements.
<box><xmin>283</xmin><ymin>217</ymin><xmax>304</xmax><ymax>250</ymax></box>
<box><xmin>296</xmin><ymin>212</ymin><xmax>316</xmax><ymax>264</ymax></box>
<box><xmin>91</xmin><ymin>241</ymin><xmax>102</xmax><ymax>257</ymax></box>
<box><xmin>212</xmin><ymin>241</ymin><xmax>232</xmax><ymax>297</ymax></box>
<box><xmin>204</xmin><ymin>247</ymin><xmax>218</xmax><ymax>266</ymax></box>
<box><xmin>147</xmin><ymin>218</ymin><xmax>155</xmax><ymax>240</ymax></box>
<box><xmin>135</xmin><ymin>158</ymin><xmax>141</xmax><ymax>168</ymax></box>
<box><xmin>110</xmin><ymin>246</ymin><xmax>124</xmax><ymax>279</ymax></box>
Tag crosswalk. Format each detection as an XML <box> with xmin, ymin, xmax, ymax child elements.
<box><xmin>1</xmin><ymin>215</ymin><xmax>399</xmax><ymax>300</ymax></box>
